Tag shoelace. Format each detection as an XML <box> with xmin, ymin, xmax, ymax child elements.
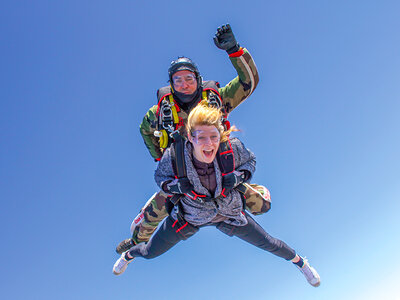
<box><xmin>297</xmin><ymin>258</ymin><xmax>311</xmax><ymax>274</ymax></box>
<box><xmin>301</xmin><ymin>264</ymin><xmax>313</xmax><ymax>277</ymax></box>
<box><xmin>300</xmin><ymin>259</ymin><xmax>318</xmax><ymax>281</ymax></box>
<box><xmin>123</xmin><ymin>239</ymin><xmax>134</xmax><ymax>250</ymax></box>
<box><xmin>117</xmin><ymin>239</ymin><xmax>134</xmax><ymax>254</ymax></box>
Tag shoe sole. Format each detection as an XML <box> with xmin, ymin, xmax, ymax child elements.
<box><xmin>309</xmin><ymin>267</ymin><xmax>320</xmax><ymax>287</ymax></box>
<box><xmin>113</xmin><ymin>270</ymin><xmax>123</xmax><ymax>276</ymax></box>
<box><xmin>113</xmin><ymin>255</ymin><xmax>133</xmax><ymax>276</ymax></box>
<box><xmin>311</xmin><ymin>281</ymin><xmax>320</xmax><ymax>287</ymax></box>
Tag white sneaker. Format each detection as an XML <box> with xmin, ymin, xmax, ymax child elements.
<box><xmin>113</xmin><ymin>251</ymin><xmax>134</xmax><ymax>275</ymax></box>
<box><xmin>296</xmin><ymin>258</ymin><xmax>320</xmax><ymax>287</ymax></box>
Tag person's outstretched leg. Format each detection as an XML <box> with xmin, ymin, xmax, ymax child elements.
<box><xmin>116</xmin><ymin>183</ymin><xmax>271</xmax><ymax>254</ymax></box>
<box><xmin>216</xmin><ymin>212</ymin><xmax>320</xmax><ymax>286</ymax></box>
<box><xmin>291</xmin><ymin>254</ymin><xmax>320</xmax><ymax>287</ymax></box>
<box><xmin>116</xmin><ymin>190</ymin><xmax>169</xmax><ymax>254</ymax></box>
<box><xmin>217</xmin><ymin>211</ymin><xmax>295</xmax><ymax>260</ymax></box>
<box><xmin>113</xmin><ymin>216</ymin><xmax>198</xmax><ymax>275</ymax></box>
<box><xmin>131</xmin><ymin>191</ymin><xmax>169</xmax><ymax>242</ymax></box>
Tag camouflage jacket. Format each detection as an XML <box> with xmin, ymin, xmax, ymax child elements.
<box><xmin>154</xmin><ymin>138</ymin><xmax>256</xmax><ymax>226</ymax></box>
<box><xmin>140</xmin><ymin>48</ymin><xmax>259</xmax><ymax>160</ymax></box>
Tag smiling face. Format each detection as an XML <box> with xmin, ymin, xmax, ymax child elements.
<box><xmin>171</xmin><ymin>70</ymin><xmax>198</xmax><ymax>94</ymax></box>
<box><xmin>188</xmin><ymin>125</ymin><xmax>221</xmax><ymax>164</ymax></box>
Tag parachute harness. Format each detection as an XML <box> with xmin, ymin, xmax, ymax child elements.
<box><xmin>154</xmin><ymin>82</ymin><xmax>226</xmax><ymax>150</ymax></box>
<box><xmin>154</xmin><ymin>94</ymin><xmax>180</xmax><ymax>149</ymax></box>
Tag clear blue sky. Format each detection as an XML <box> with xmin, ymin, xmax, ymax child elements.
<box><xmin>1</xmin><ymin>1</ymin><xmax>400</xmax><ymax>299</ymax></box>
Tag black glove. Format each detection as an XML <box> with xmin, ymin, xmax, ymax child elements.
<box><xmin>213</xmin><ymin>24</ymin><xmax>240</xmax><ymax>54</ymax></box>
<box><xmin>222</xmin><ymin>171</ymin><xmax>247</xmax><ymax>193</ymax></box>
<box><xmin>164</xmin><ymin>178</ymin><xmax>194</xmax><ymax>195</ymax></box>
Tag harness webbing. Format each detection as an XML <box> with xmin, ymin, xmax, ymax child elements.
<box><xmin>166</xmin><ymin>137</ymin><xmax>248</xmax><ymax>216</ymax></box>
<box><xmin>216</xmin><ymin>139</ymin><xmax>235</xmax><ymax>175</ymax></box>
<box><xmin>172</xmin><ymin>132</ymin><xmax>186</xmax><ymax>179</ymax></box>
<box><xmin>155</xmin><ymin>81</ymin><xmax>223</xmax><ymax>150</ymax></box>
<box><xmin>168</xmin><ymin>94</ymin><xmax>179</xmax><ymax>125</ymax></box>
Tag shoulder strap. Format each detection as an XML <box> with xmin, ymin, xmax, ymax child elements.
<box><xmin>171</xmin><ymin>133</ymin><xmax>187</xmax><ymax>178</ymax></box>
<box><xmin>172</xmin><ymin>133</ymin><xmax>234</xmax><ymax>180</ymax></box>
<box><xmin>201</xmin><ymin>81</ymin><xmax>230</xmax><ymax>124</ymax></box>
<box><xmin>156</xmin><ymin>87</ymin><xmax>180</xmax><ymax>130</ymax></box>
<box><xmin>202</xmin><ymin>81</ymin><xmax>222</xmax><ymax>108</ymax></box>
<box><xmin>155</xmin><ymin>86</ymin><xmax>181</xmax><ymax>149</ymax></box>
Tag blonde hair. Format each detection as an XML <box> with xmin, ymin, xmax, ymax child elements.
<box><xmin>186</xmin><ymin>100</ymin><xmax>237</xmax><ymax>142</ymax></box>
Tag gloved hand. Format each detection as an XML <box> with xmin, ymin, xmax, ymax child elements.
<box><xmin>222</xmin><ymin>170</ymin><xmax>247</xmax><ymax>193</ymax></box>
<box><xmin>164</xmin><ymin>178</ymin><xmax>194</xmax><ymax>195</ymax></box>
<box><xmin>213</xmin><ymin>24</ymin><xmax>240</xmax><ymax>54</ymax></box>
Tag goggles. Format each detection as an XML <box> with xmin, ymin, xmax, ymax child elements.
<box><xmin>192</xmin><ymin>128</ymin><xmax>221</xmax><ymax>145</ymax></box>
<box><xmin>172</xmin><ymin>73</ymin><xmax>196</xmax><ymax>87</ymax></box>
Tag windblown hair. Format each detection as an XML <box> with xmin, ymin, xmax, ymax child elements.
<box><xmin>186</xmin><ymin>100</ymin><xmax>237</xmax><ymax>142</ymax></box>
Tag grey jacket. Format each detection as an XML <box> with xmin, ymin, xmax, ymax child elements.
<box><xmin>154</xmin><ymin>138</ymin><xmax>256</xmax><ymax>226</ymax></box>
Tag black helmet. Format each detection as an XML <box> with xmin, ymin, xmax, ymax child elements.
<box><xmin>168</xmin><ymin>57</ymin><xmax>203</xmax><ymax>107</ymax></box>
<box><xmin>168</xmin><ymin>57</ymin><xmax>201</xmax><ymax>84</ymax></box>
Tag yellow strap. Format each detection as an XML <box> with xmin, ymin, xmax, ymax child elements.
<box><xmin>202</xmin><ymin>90</ymin><xmax>207</xmax><ymax>101</ymax></box>
<box><xmin>168</xmin><ymin>94</ymin><xmax>179</xmax><ymax>124</ymax></box>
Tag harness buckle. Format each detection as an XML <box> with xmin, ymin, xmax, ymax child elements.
<box><xmin>166</xmin><ymin>124</ymin><xmax>180</xmax><ymax>138</ymax></box>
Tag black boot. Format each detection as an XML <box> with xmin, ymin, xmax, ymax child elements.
<box><xmin>116</xmin><ymin>238</ymin><xmax>136</xmax><ymax>254</ymax></box>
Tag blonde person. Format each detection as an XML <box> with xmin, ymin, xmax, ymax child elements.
<box><xmin>113</xmin><ymin>102</ymin><xmax>320</xmax><ymax>287</ymax></box>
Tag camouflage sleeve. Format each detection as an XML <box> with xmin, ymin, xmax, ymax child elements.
<box><xmin>218</xmin><ymin>48</ymin><xmax>259</xmax><ymax>112</ymax></box>
<box><xmin>139</xmin><ymin>105</ymin><xmax>163</xmax><ymax>160</ymax></box>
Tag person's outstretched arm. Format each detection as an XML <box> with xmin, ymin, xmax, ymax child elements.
<box><xmin>214</xmin><ymin>24</ymin><xmax>259</xmax><ymax>112</ymax></box>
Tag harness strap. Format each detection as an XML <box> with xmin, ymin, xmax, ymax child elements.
<box><xmin>236</xmin><ymin>183</ymin><xmax>247</xmax><ymax>195</ymax></box>
<box><xmin>236</xmin><ymin>183</ymin><xmax>248</xmax><ymax>210</ymax></box>
<box><xmin>168</xmin><ymin>94</ymin><xmax>180</xmax><ymax>125</ymax></box>
<box><xmin>172</xmin><ymin>132</ymin><xmax>187</xmax><ymax>178</ymax></box>
<box><xmin>202</xmin><ymin>90</ymin><xmax>207</xmax><ymax>101</ymax></box>
<box><xmin>155</xmin><ymin>81</ymin><xmax>223</xmax><ymax>150</ymax></box>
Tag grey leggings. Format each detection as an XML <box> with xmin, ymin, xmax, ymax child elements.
<box><xmin>128</xmin><ymin>211</ymin><xmax>296</xmax><ymax>261</ymax></box>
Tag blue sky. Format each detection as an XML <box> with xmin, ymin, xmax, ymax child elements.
<box><xmin>1</xmin><ymin>1</ymin><xmax>400</xmax><ymax>299</ymax></box>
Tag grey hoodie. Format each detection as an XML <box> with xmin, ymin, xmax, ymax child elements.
<box><xmin>154</xmin><ymin>137</ymin><xmax>256</xmax><ymax>226</ymax></box>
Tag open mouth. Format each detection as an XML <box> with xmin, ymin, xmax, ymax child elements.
<box><xmin>203</xmin><ymin>149</ymin><xmax>214</xmax><ymax>158</ymax></box>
